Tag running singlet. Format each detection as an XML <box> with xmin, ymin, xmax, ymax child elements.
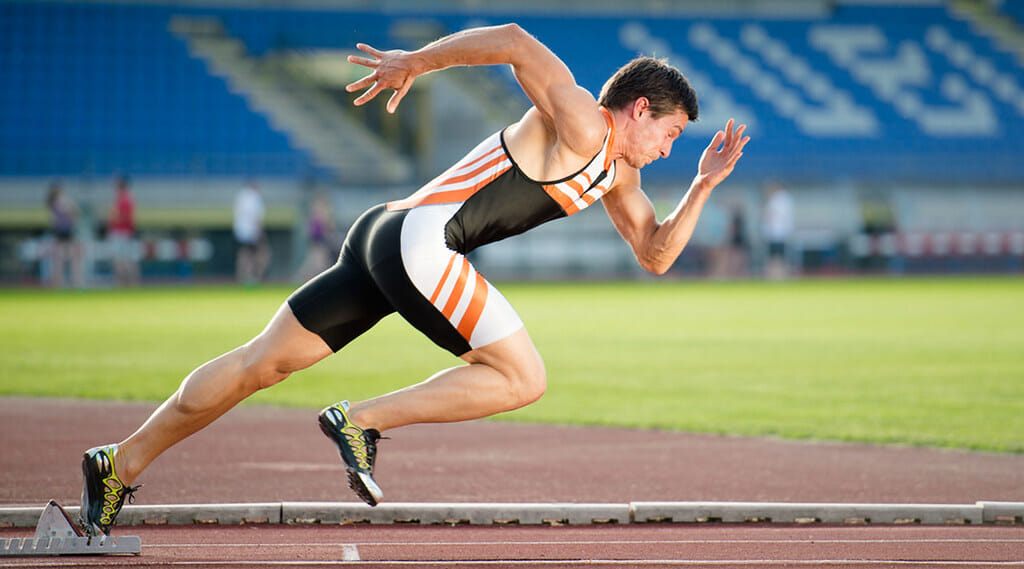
<box><xmin>287</xmin><ymin>109</ymin><xmax>618</xmax><ymax>357</ymax></box>
<box><xmin>388</xmin><ymin>108</ymin><xmax>618</xmax><ymax>254</ymax></box>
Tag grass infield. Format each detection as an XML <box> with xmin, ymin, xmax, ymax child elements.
<box><xmin>1</xmin><ymin>277</ymin><xmax>1021</xmax><ymax>452</ymax></box>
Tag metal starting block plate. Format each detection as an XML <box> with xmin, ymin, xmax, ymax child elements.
<box><xmin>0</xmin><ymin>500</ymin><xmax>141</xmax><ymax>557</ymax></box>
<box><xmin>1</xmin><ymin>535</ymin><xmax>142</xmax><ymax>556</ymax></box>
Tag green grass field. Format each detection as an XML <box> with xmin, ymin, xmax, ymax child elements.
<box><xmin>1</xmin><ymin>277</ymin><xmax>1021</xmax><ymax>452</ymax></box>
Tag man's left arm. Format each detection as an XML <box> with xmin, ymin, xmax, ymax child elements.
<box><xmin>604</xmin><ymin>120</ymin><xmax>748</xmax><ymax>275</ymax></box>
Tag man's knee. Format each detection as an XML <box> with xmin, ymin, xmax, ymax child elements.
<box><xmin>508</xmin><ymin>352</ymin><xmax>546</xmax><ymax>408</ymax></box>
<box><xmin>466</xmin><ymin>330</ymin><xmax>547</xmax><ymax>409</ymax></box>
<box><xmin>240</xmin><ymin>342</ymin><xmax>293</xmax><ymax>391</ymax></box>
<box><xmin>175</xmin><ymin>345</ymin><xmax>290</xmax><ymax>416</ymax></box>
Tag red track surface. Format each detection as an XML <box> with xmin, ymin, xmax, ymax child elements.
<box><xmin>2</xmin><ymin>524</ymin><xmax>1023</xmax><ymax>567</ymax></box>
<box><xmin>1</xmin><ymin>397</ymin><xmax>1022</xmax><ymax>567</ymax></box>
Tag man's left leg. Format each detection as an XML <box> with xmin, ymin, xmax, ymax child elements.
<box><xmin>316</xmin><ymin>327</ymin><xmax>545</xmax><ymax>505</ymax></box>
<box><xmin>348</xmin><ymin>327</ymin><xmax>545</xmax><ymax>432</ymax></box>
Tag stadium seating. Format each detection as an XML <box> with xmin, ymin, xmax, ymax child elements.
<box><xmin>2</xmin><ymin>2</ymin><xmax>1022</xmax><ymax>184</ymax></box>
<box><xmin>1000</xmin><ymin>1</ymin><xmax>1024</xmax><ymax>26</ymax></box>
<box><xmin>0</xmin><ymin>2</ymin><xmax>313</xmax><ymax>177</ymax></box>
<box><xmin>478</xmin><ymin>5</ymin><xmax>1024</xmax><ymax>184</ymax></box>
<box><xmin>2</xmin><ymin>1</ymin><xmax>1022</xmax><ymax>282</ymax></box>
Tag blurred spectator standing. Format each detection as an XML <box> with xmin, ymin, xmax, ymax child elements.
<box><xmin>725</xmin><ymin>203</ymin><xmax>750</xmax><ymax>278</ymax></box>
<box><xmin>294</xmin><ymin>192</ymin><xmax>337</xmax><ymax>282</ymax></box>
<box><xmin>762</xmin><ymin>181</ymin><xmax>794</xmax><ymax>281</ymax></box>
<box><xmin>703</xmin><ymin>200</ymin><xmax>728</xmax><ymax>279</ymax></box>
<box><xmin>44</xmin><ymin>181</ymin><xmax>84</xmax><ymax>288</ymax></box>
<box><xmin>708</xmin><ymin>200</ymin><xmax>750</xmax><ymax>280</ymax></box>
<box><xmin>233</xmin><ymin>179</ymin><xmax>270</xmax><ymax>285</ymax></box>
<box><xmin>107</xmin><ymin>175</ymin><xmax>140</xmax><ymax>286</ymax></box>
<box><xmin>2</xmin><ymin>2</ymin><xmax>1023</xmax><ymax>284</ymax></box>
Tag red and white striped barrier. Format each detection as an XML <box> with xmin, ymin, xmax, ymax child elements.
<box><xmin>19</xmin><ymin>237</ymin><xmax>214</xmax><ymax>263</ymax></box>
<box><xmin>850</xmin><ymin>231</ymin><xmax>1024</xmax><ymax>258</ymax></box>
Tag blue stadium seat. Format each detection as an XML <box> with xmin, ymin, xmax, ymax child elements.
<box><xmin>999</xmin><ymin>2</ymin><xmax>1024</xmax><ymax>26</ymax></box>
<box><xmin>0</xmin><ymin>1</ymin><xmax>313</xmax><ymax>177</ymax></box>
<box><xmin>1</xmin><ymin>2</ymin><xmax>1022</xmax><ymax>184</ymax></box>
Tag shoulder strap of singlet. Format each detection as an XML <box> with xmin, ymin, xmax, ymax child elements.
<box><xmin>599</xmin><ymin>107</ymin><xmax>616</xmax><ymax>172</ymax></box>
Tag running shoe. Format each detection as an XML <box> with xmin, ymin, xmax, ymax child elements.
<box><xmin>318</xmin><ymin>401</ymin><xmax>384</xmax><ymax>506</ymax></box>
<box><xmin>79</xmin><ymin>444</ymin><xmax>141</xmax><ymax>538</ymax></box>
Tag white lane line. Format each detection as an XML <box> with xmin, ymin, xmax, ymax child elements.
<box><xmin>148</xmin><ymin>538</ymin><xmax>1024</xmax><ymax>547</ymax></box>
<box><xmin>139</xmin><ymin>543</ymin><xmax>361</xmax><ymax>558</ymax></box>
<box><xmin>159</xmin><ymin>560</ymin><xmax>1024</xmax><ymax>567</ymax></box>
<box><xmin>4</xmin><ymin>560</ymin><xmax>1023</xmax><ymax>567</ymax></box>
<box><xmin>164</xmin><ymin>561</ymin><xmax>1024</xmax><ymax>567</ymax></box>
<box><xmin>341</xmin><ymin>544</ymin><xmax>359</xmax><ymax>561</ymax></box>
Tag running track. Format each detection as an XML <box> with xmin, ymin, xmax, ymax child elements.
<box><xmin>2</xmin><ymin>524</ymin><xmax>1023</xmax><ymax>567</ymax></box>
<box><xmin>1</xmin><ymin>398</ymin><xmax>1022</xmax><ymax>567</ymax></box>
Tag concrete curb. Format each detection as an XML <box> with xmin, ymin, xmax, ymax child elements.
<box><xmin>630</xmin><ymin>502</ymin><xmax>987</xmax><ymax>524</ymax></box>
<box><xmin>1</xmin><ymin>501</ymin><xmax>1021</xmax><ymax>528</ymax></box>
<box><xmin>282</xmin><ymin>502</ymin><xmax>631</xmax><ymax>526</ymax></box>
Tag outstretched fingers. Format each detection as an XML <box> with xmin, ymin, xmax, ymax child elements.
<box><xmin>698</xmin><ymin>119</ymin><xmax>750</xmax><ymax>181</ymax></box>
<box><xmin>706</xmin><ymin>129</ymin><xmax>726</xmax><ymax>153</ymax></box>
<box><xmin>346</xmin><ymin>71</ymin><xmax>378</xmax><ymax>94</ymax></box>
<box><xmin>353</xmin><ymin>83</ymin><xmax>386</xmax><ymax>107</ymax></box>
<box><xmin>345</xmin><ymin>43</ymin><xmax>386</xmax><ymax>102</ymax></box>
<box><xmin>722</xmin><ymin>121</ymin><xmax>749</xmax><ymax>171</ymax></box>
<box><xmin>721</xmin><ymin>118</ymin><xmax>735</xmax><ymax>149</ymax></box>
<box><xmin>343</xmin><ymin>42</ymin><xmax>416</xmax><ymax>112</ymax></box>
<box><xmin>387</xmin><ymin>83</ymin><xmax>412</xmax><ymax>114</ymax></box>
<box><xmin>347</xmin><ymin>44</ymin><xmax>385</xmax><ymax>68</ymax></box>
<box><xmin>722</xmin><ymin>120</ymin><xmax>750</xmax><ymax>158</ymax></box>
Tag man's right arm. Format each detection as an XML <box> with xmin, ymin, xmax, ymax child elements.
<box><xmin>346</xmin><ymin>24</ymin><xmax>606</xmax><ymax>157</ymax></box>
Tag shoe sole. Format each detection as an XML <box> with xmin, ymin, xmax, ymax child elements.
<box><xmin>348</xmin><ymin>469</ymin><xmax>383</xmax><ymax>507</ymax></box>
<box><xmin>79</xmin><ymin>450</ymin><xmax>107</xmax><ymax>537</ymax></box>
<box><xmin>318</xmin><ymin>415</ymin><xmax>384</xmax><ymax>507</ymax></box>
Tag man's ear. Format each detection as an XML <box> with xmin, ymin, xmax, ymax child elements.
<box><xmin>631</xmin><ymin>97</ymin><xmax>650</xmax><ymax>120</ymax></box>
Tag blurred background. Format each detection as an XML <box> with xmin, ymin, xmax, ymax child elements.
<box><xmin>2</xmin><ymin>0</ymin><xmax>1022</xmax><ymax>287</ymax></box>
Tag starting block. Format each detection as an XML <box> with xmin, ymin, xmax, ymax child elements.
<box><xmin>0</xmin><ymin>500</ymin><xmax>141</xmax><ymax>557</ymax></box>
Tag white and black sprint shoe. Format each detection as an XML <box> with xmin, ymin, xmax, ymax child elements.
<box><xmin>79</xmin><ymin>444</ymin><xmax>140</xmax><ymax>538</ymax></box>
<box><xmin>318</xmin><ymin>401</ymin><xmax>384</xmax><ymax>506</ymax></box>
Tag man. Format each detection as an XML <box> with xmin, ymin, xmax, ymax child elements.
<box><xmin>233</xmin><ymin>179</ymin><xmax>270</xmax><ymax>285</ymax></box>
<box><xmin>79</xmin><ymin>23</ymin><xmax>748</xmax><ymax>536</ymax></box>
<box><xmin>762</xmin><ymin>181</ymin><xmax>794</xmax><ymax>280</ymax></box>
<box><xmin>45</xmin><ymin>181</ymin><xmax>83</xmax><ymax>289</ymax></box>
<box><xmin>108</xmin><ymin>175</ymin><xmax>139</xmax><ymax>287</ymax></box>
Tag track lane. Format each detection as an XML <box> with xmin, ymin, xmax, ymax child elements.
<box><xmin>2</xmin><ymin>523</ymin><xmax>1022</xmax><ymax>567</ymax></box>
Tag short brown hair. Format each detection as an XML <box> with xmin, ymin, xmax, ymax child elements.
<box><xmin>598</xmin><ymin>57</ymin><xmax>699</xmax><ymax>121</ymax></box>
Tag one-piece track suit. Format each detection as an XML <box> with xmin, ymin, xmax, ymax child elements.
<box><xmin>288</xmin><ymin>110</ymin><xmax>618</xmax><ymax>356</ymax></box>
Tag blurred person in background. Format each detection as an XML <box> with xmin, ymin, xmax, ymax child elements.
<box><xmin>762</xmin><ymin>181</ymin><xmax>793</xmax><ymax>280</ymax></box>
<box><xmin>78</xmin><ymin>23</ymin><xmax>748</xmax><ymax>537</ymax></box>
<box><xmin>725</xmin><ymin>202</ymin><xmax>750</xmax><ymax>278</ymax></box>
<box><xmin>294</xmin><ymin>192</ymin><xmax>337</xmax><ymax>282</ymax></box>
<box><xmin>107</xmin><ymin>175</ymin><xmax>140</xmax><ymax>286</ymax></box>
<box><xmin>707</xmin><ymin>200</ymin><xmax>750</xmax><ymax>279</ymax></box>
<box><xmin>701</xmin><ymin>199</ymin><xmax>728</xmax><ymax>278</ymax></box>
<box><xmin>233</xmin><ymin>179</ymin><xmax>270</xmax><ymax>285</ymax></box>
<box><xmin>44</xmin><ymin>181</ymin><xmax>84</xmax><ymax>288</ymax></box>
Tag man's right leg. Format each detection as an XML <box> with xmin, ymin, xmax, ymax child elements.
<box><xmin>80</xmin><ymin>302</ymin><xmax>333</xmax><ymax>537</ymax></box>
<box><xmin>114</xmin><ymin>302</ymin><xmax>333</xmax><ymax>484</ymax></box>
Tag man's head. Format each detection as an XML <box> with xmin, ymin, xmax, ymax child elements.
<box><xmin>598</xmin><ymin>57</ymin><xmax>699</xmax><ymax>122</ymax></box>
<box><xmin>599</xmin><ymin>57</ymin><xmax>699</xmax><ymax>169</ymax></box>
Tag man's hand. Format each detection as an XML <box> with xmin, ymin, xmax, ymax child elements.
<box><xmin>696</xmin><ymin>119</ymin><xmax>749</xmax><ymax>189</ymax></box>
<box><xmin>345</xmin><ymin>43</ymin><xmax>419</xmax><ymax>113</ymax></box>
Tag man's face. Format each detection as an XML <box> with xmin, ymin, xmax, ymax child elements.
<box><xmin>623</xmin><ymin>107</ymin><xmax>688</xmax><ymax>169</ymax></box>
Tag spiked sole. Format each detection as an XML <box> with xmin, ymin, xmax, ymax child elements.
<box><xmin>79</xmin><ymin>465</ymin><xmax>100</xmax><ymax>537</ymax></box>
<box><xmin>79</xmin><ymin>448</ymin><xmax>113</xmax><ymax>537</ymax></box>
<box><xmin>348</xmin><ymin>470</ymin><xmax>383</xmax><ymax>507</ymax></box>
<box><xmin>318</xmin><ymin>415</ymin><xmax>383</xmax><ymax>507</ymax></box>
